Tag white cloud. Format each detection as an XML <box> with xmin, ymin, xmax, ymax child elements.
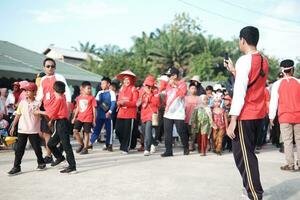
<box><xmin>255</xmin><ymin>0</ymin><xmax>300</xmax><ymax>60</ymax></box>
<box><xmin>30</xmin><ymin>0</ymin><xmax>128</xmax><ymax>24</ymax></box>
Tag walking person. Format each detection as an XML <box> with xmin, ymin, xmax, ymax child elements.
<box><xmin>161</xmin><ymin>67</ymin><xmax>189</xmax><ymax>157</ymax></box>
<box><xmin>8</xmin><ymin>82</ymin><xmax>46</xmax><ymax>175</ymax></box>
<box><xmin>225</xmin><ymin>26</ymin><xmax>268</xmax><ymax>200</ymax></box>
<box><xmin>36</xmin><ymin>81</ymin><xmax>76</xmax><ymax>173</ymax></box>
<box><xmin>138</xmin><ymin>75</ymin><xmax>159</xmax><ymax>156</ymax></box>
<box><xmin>90</xmin><ymin>77</ymin><xmax>116</xmax><ymax>151</ymax></box>
<box><xmin>269</xmin><ymin>59</ymin><xmax>300</xmax><ymax>171</ymax></box>
<box><xmin>36</xmin><ymin>58</ymin><xmax>71</xmax><ymax>164</ymax></box>
<box><xmin>72</xmin><ymin>81</ymin><xmax>96</xmax><ymax>155</ymax></box>
<box><xmin>115</xmin><ymin>70</ymin><xmax>139</xmax><ymax>154</ymax></box>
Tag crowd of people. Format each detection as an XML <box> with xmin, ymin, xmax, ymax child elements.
<box><xmin>0</xmin><ymin>26</ymin><xmax>299</xmax><ymax>200</ymax></box>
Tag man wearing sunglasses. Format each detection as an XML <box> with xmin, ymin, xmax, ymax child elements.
<box><xmin>36</xmin><ymin>58</ymin><xmax>71</xmax><ymax>164</ymax></box>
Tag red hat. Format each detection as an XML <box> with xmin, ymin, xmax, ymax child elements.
<box><xmin>24</xmin><ymin>82</ymin><xmax>37</xmax><ymax>91</ymax></box>
<box><xmin>19</xmin><ymin>81</ymin><xmax>29</xmax><ymax>89</ymax></box>
<box><xmin>116</xmin><ymin>69</ymin><xmax>137</xmax><ymax>83</ymax></box>
<box><xmin>143</xmin><ymin>75</ymin><xmax>156</xmax><ymax>87</ymax></box>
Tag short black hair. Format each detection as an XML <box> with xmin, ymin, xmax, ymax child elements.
<box><xmin>206</xmin><ymin>85</ymin><xmax>213</xmax><ymax>91</ymax></box>
<box><xmin>81</xmin><ymin>81</ymin><xmax>91</xmax><ymax>88</ymax></box>
<box><xmin>239</xmin><ymin>26</ymin><xmax>259</xmax><ymax>46</ymax></box>
<box><xmin>53</xmin><ymin>81</ymin><xmax>65</xmax><ymax>94</ymax></box>
<box><xmin>189</xmin><ymin>82</ymin><xmax>198</xmax><ymax>89</ymax></box>
<box><xmin>43</xmin><ymin>58</ymin><xmax>56</xmax><ymax>67</ymax></box>
<box><xmin>102</xmin><ymin>77</ymin><xmax>111</xmax><ymax>84</ymax></box>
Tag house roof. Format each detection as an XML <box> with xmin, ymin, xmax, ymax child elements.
<box><xmin>43</xmin><ymin>46</ymin><xmax>102</xmax><ymax>61</ymax></box>
<box><xmin>0</xmin><ymin>41</ymin><xmax>102</xmax><ymax>86</ymax></box>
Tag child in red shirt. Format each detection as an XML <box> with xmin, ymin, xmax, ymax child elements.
<box><xmin>36</xmin><ymin>81</ymin><xmax>76</xmax><ymax>173</ymax></box>
<box><xmin>72</xmin><ymin>81</ymin><xmax>96</xmax><ymax>154</ymax></box>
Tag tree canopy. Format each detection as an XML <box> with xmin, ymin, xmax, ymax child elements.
<box><xmin>72</xmin><ymin>13</ymin><xmax>298</xmax><ymax>83</ymax></box>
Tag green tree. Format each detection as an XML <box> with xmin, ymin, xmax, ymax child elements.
<box><xmin>72</xmin><ymin>41</ymin><xmax>99</xmax><ymax>54</ymax></box>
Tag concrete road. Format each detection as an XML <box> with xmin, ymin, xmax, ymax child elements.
<box><xmin>0</xmin><ymin>143</ymin><xmax>299</xmax><ymax>200</ymax></box>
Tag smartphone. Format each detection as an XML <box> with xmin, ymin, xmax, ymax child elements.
<box><xmin>224</xmin><ymin>52</ymin><xmax>229</xmax><ymax>64</ymax></box>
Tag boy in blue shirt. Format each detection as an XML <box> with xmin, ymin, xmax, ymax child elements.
<box><xmin>90</xmin><ymin>77</ymin><xmax>116</xmax><ymax>151</ymax></box>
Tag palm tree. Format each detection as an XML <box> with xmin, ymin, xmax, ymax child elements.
<box><xmin>147</xmin><ymin>30</ymin><xmax>197</xmax><ymax>71</ymax></box>
<box><xmin>72</xmin><ymin>41</ymin><xmax>99</xmax><ymax>54</ymax></box>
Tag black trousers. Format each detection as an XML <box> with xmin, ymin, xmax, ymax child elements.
<box><xmin>115</xmin><ymin>118</ymin><xmax>134</xmax><ymax>152</ymax></box>
<box><xmin>163</xmin><ymin>118</ymin><xmax>189</xmax><ymax>154</ymax></box>
<box><xmin>232</xmin><ymin>120</ymin><xmax>264</xmax><ymax>200</ymax></box>
<box><xmin>14</xmin><ymin>133</ymin><xmax>44</xmax><ymax>168</ymax></box>
<box><xmin>47</xmin><ymin>119</ymin><xmax>76</xmax><ymax>168</ymax></box>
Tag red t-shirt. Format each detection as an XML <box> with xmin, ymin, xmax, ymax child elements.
<box><xmin>76</xmin><ymin>95</ymin><xmax>96</xmax><ymax>123</ymax></box>
<box><xmin>46</xmin><ymin>95</ymin><xmax>68</xmax><ymax>120</ymax></box>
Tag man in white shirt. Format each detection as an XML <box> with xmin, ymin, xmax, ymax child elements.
<box><xmin>225</xmin><ymin>26</ymin><xmax>268</xmax><ymax>200</ymax></box>
<box><xmin>161</xmin><ymin>67</ymin><xmax>189</xmax><ymax>157</ymax></box>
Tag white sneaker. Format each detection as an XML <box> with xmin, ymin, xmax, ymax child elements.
<box><xmin>144</xmin><ymin>150</ymin><xmax>150</xmax><ymax>156</ymax></box>
<box><xmin>150</xmin><ymin>145</ymin><xmax>156</xmax><ymax>153</ymax></box>
<box><xmin>121</xmin><ymin>151</ymin><xmax>128</xmax><ymax>155</ymax></box>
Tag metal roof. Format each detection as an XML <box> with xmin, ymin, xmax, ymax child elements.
<box><xmin>43</xmin><ymin>46</ymin><xmax>102</xmax><ymax>61</ymax></box>
<box><xmin>0</xmin><ymin>41</ymin><xmax>102</xmax><ymax>85</ymax></box>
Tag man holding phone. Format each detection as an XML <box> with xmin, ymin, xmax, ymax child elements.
<box><xmin>224</xmin><ymin>26</ymin><xmax>268</xmax><ymax>200</ymax></box>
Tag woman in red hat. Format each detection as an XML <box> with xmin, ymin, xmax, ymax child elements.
<box><xmin>138</xmin><ymin>75</ymin><xmax>159</xmax><ymax>156</ymax></box>
<box><xmin>115</xmin><ymin>70</ymin><xmax>139</xmax><ymax>154</ymax></box>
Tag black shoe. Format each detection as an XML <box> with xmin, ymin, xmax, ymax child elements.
<box><xmin>8</xmin><ymin>166</ymin><xmax>21</xmax><ymax>175</ymax></box>
<box><xmin>184</xmin><ymin>148</ymin><xmax>190</xmax><ymax>155</ymax></box>
<box><xmin>76</xmin><ymin>145</ymin><xmax>84</xmax><ymax>153</ymax></box>
<box><xmin>44</xmin><ymin>155</ymin><xmax>53</xmax><ymax>164</ymax></box>
<box><xmin>51</xmin><ymin>156</ymin><xmax>65</xmax><ymax>167</ymax></box>
<box><xmin>80</xmin><ymin>148</ymin><xmax>88</xmax><ymax>155</ymax></box>
<box><xmin>87</xmin><ymin>145</ymin><xmax>93</xmax><ymax>150</ymax></box>
<box><xmin>60</xmin><ymin>166</ymin><xmax>77</xmax><ymax>174</ymax></box>
<box><xmin>161</xmin><ymin>152</ymin><xmax>173</xmax><ymax>157</ymax></box>
<box><xmin>37</xmin><ymin>163</ymin><xmax>46</xmax><ymax>170</ymax></box>
<box><xmin>107</xmin><ymin>145</ymin><xmax>113</xmax><ymax>152</ymax></box>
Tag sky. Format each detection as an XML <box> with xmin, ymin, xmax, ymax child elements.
<box><xmin>1</xmin><ymin>0</ymin><xmax>300</xmax><ymax>61</ymax></box>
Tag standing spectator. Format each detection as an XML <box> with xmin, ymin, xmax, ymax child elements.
<box><xmin>222</xmin><ymin>95</ymin><xmax>232</xmax><ymax>152</ymax></box>
<box><xmin>184</xmin><ymin>83</ymin><xmax>201</xmax><ymax>151</ymax></box>
<box><xmin>205</xmin><ymin>85</ymin><xmax>214</xmax><ymax>107</ymax></box>
<box><xmin>189</xmin><ymin>75</ymin><xmax>206</xmax><ymax>96</ymax></box>
<box><xmin>190</xmin><ymin>94</ymin><xmax>213</xmax><ymax>156</ymax></box>
<box><xmin>72</xmin><ymin>81</ymin><xmax>96</xmax><ymax>155</ymax></box>
<box><xmin>269</xmin><ymin>59</ymin><xmax>300</xmax><ymax>171</ymax></box>
<box><xmin>36</xmin><ymin>58</ymin><xmax>71</xmax><ymax>164</ymax></box>
<box><xmin>115</xmin><ymin>70</ymin><xmax>138</xmax><ymax>154</ymax></box>
<box><xmin>8</xmin><ymin>82</ymin><xmax>46</xmax><ymax>175</ymax></box>
<box><xmin>225</xmin><ymin>26</ymin><xmax>268</xmax><ymax>200</ymax></box>
<box><xmin>0</xmin><ymin>88</ymin><xmax>8</xmax><ymax>115</ymax></box>
<box><xmin>90</xmin><ymin>77</ymin><xmax>116</xmax><ymax>152</ymax></box>
<box><xmin>6</xmin><ymin>82</ymin><xmax>22</xmax><ymax>121</ymax></box>
<box><xmin>155</xmin><ymin>75</ymin><xmax>169</xmax><ymax>143</ymax></box>
<box><xmin>212</xmin><ymin>97</ymin><xmax>228</xmax><ymax>155</ymax></box>
<box><xmin>161</xmin><ymin>67</ymin><xmax>189</xmax><ymax>157</ymax></box>
<box><xmin>138</xmin><ymin>75</ymin><xmax>159</xmax><ymax>156</ymax></box>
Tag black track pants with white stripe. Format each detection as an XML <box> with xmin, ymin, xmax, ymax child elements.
<box><xmin>232</xmin><ymin>119</ymin><xmax>264</xmax><ymax>200</ymax></box>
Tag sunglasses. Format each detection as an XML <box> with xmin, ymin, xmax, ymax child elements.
<box><xmin>45</xmin><ymin>65</ymin><xmax>56</xmax><ymax>69</ymax></box>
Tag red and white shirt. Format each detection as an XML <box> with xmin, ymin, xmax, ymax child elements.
<box><xmin>269</xmin><ymin>77</ymin><xmax>300</xmax><ymax>123</ymax></box>
<box><xmin>36</xmin><ymin>73</ymin><xmax>71</xmax><ymax>111</ymax></box>
<box><xmin>230</xmin><ymin>52</ymin><xmax>269</xmax><ymax>120</ymax></box>
<box><xmin>76</xmin><ymin>95</ymin><xmax>96</xmax><ymax>123</ymax></box>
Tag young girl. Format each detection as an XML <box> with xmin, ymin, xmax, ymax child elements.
<box><xmin>8</xmin><ymin>83</ymin><xmax>46</xmax><ymax>175</ymax></box>
<box><xmin>212</xmin><ymin>96</ymin><xmax>228</xmax><ymax>155</ymax></box>
<box><xmin>190</xmin><ymin>95</ymin><xmax>213</xmax><ymax>156</ymax></box>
